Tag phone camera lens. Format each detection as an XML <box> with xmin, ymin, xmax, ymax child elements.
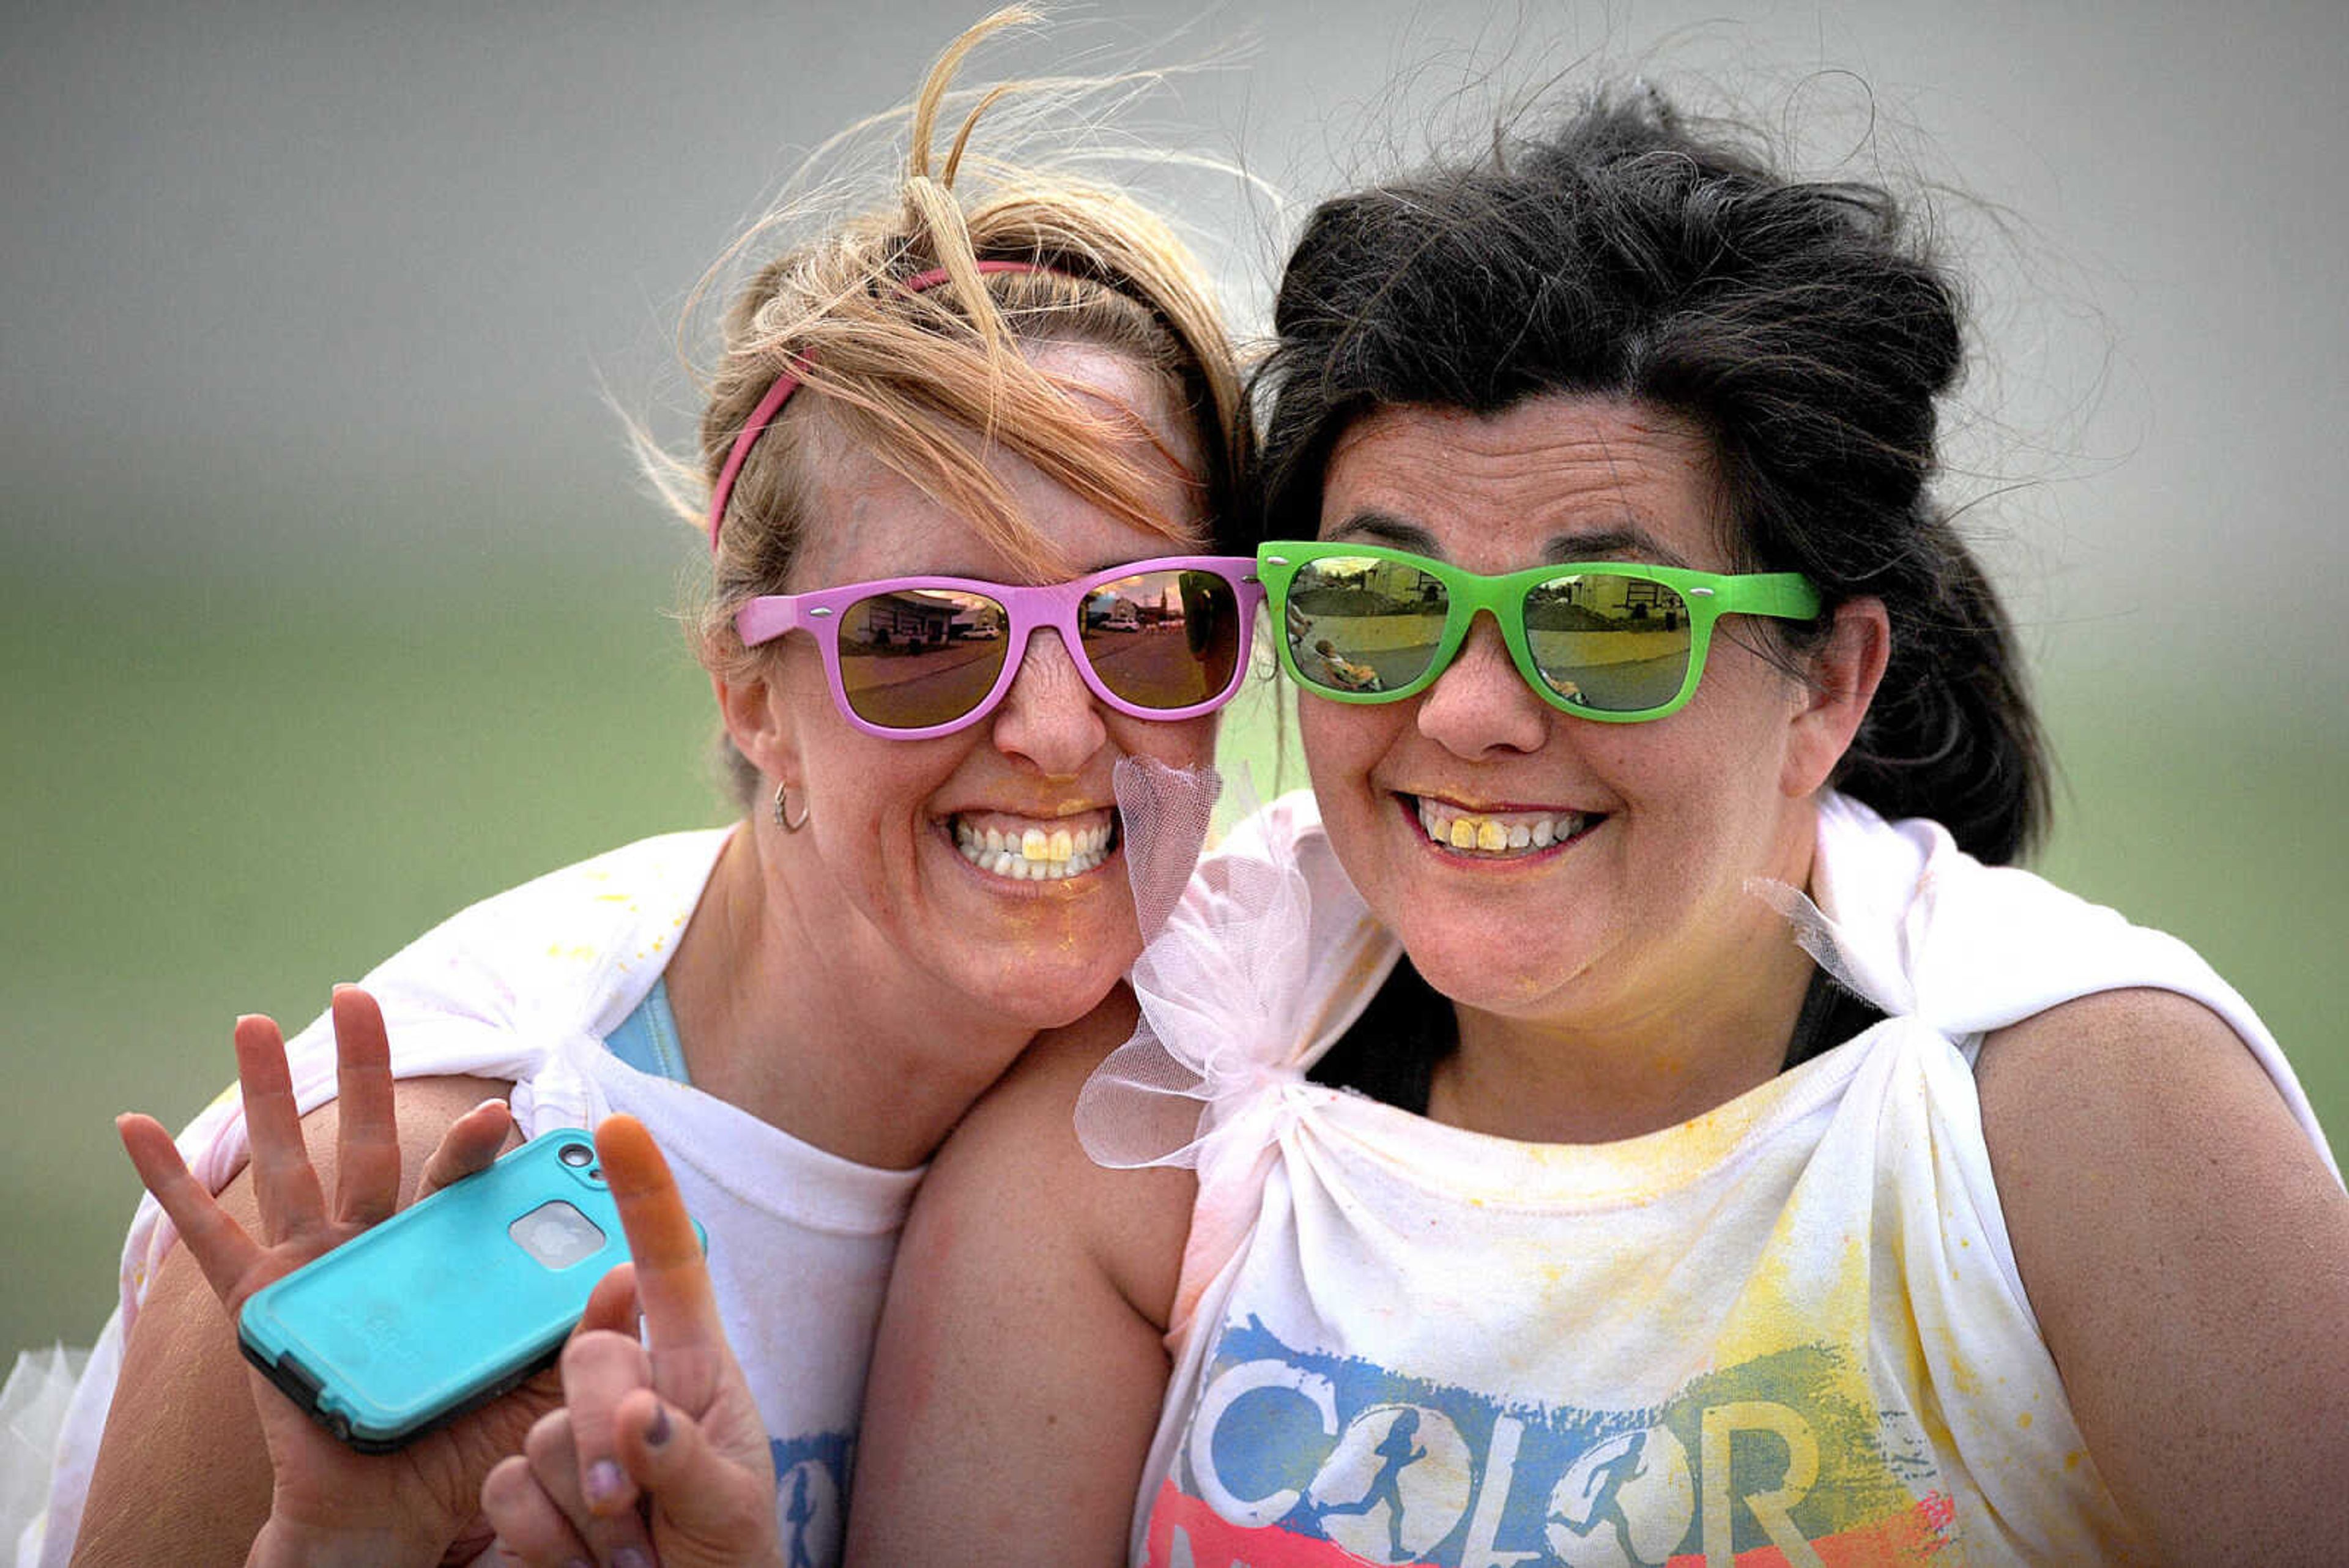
<box><xmin>558</xmin><ymin>1143</ymin><xmax>593</xmax><ymax>1167</ymax></box>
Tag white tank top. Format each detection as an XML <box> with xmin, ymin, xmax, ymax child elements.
<box><xmin>1079</xmin><ymin>792</ymin><xmax>2337</xmax><ymax>1567</ymax></box>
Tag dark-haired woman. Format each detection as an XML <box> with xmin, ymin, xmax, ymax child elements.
<box><xmin>844</xmin><ymin>89</ymin><xmax>2349</xmax><ymax>1563</ymax></box>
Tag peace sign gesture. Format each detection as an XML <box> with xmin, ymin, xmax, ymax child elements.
<box><xmin>112</xmin><ymin>987</ymin><xmax>636</xmax><ymax>1565</ymax></box>
<box><xmin>483</xmin><ymin>1116</ymin><xmax>784</xmax><ymax>1567</ymax></box>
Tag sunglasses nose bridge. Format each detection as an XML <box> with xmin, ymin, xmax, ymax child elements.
<box><xmin>1016</xmin><ymin>618</ymin><xmax>1081</xmax><ymax>668</ymax></box>
<box><xmin>1451</xmin><ymin>598</ymin><xmax>1516</xmax><ymax>664</ymax></box>
<box><xmin>1461</xmin><ymin>599</ymin><xmax>1506</xmax><ymax>636</ymax></box>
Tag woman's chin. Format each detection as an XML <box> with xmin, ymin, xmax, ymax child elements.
<box><xmin>1398</xmin><ymin>923</ymin><xmax>1595</xmax><ymax>1021</ymax></box>
<box><xmin>937</xmin><ymin>932</ymin><xmax>1137</xmax><ymax>1033</ymax></box>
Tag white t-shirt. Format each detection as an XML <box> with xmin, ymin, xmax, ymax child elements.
<box><xmin>1079</xmin><ymin>792</ymin><xmax>2337</xmax><ymax>1567</ymax></box>
<box><xmin>26</xmin><ymin>830</ymin><xmax>918</xmax><ymax>1568</ymax></box>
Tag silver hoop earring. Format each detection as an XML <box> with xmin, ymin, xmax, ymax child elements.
<box><xmin>773</xmin><ymin>779</ymin><xmax>810</xmax><ymax>833</ymax></box>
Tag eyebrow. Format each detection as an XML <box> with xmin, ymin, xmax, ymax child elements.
<box><xmin>1323</xmin><ymin>511</ymin><xmax>1690</xmax><ymax>568</ymax></box>
<box><xmin>1322</xmin><ymin>512</ymin><xmax>1444</xmax><ymax>554</ymax></box>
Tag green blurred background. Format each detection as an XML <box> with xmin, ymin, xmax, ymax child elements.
<box><xmin>7</xmin><ymin>2</ymin><xmax>2344</xmax><ymax>1358</ymax></box>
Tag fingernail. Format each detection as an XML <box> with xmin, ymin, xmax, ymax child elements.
<box><xmin>586</xmin><ymin>1458</ymin><xmax>627</xmax><ymax>1506</ymax></box>
<box><xmin>614</xmin><ymin>1550</ymin><xmax>651</xmax><ymax>1568</ymax></box>
<box><xmin>644</xmin><ymin>1401</ymin><xmax>672</xmax><ymax>1447</ymax></box>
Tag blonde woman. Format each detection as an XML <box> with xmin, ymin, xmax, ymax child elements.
<box><xmin>45</xmin><ymin>12</ymin><xmax>1254</xmax><ymax>1566</ymax></box>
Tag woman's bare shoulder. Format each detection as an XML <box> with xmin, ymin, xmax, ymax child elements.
<box><xmin>1975</xmin><ymin>986</ymin><xmax>2349</xmax><ymax>1561</ymax></box>
<box><xmin>925</xmin><ymin>984</ymin><xmax>1197</xmax><ymax>1327</ymax></box>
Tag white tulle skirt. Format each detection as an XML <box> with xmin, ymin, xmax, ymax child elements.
<box><xmin>2</xmin><ymin>1345</ymin><xmax>89</xmax><ymax>1566</ymax></box>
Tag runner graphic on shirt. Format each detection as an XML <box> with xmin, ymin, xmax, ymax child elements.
<box><xmin>1545</xmin><ymin>1427</ymin><xmax>1695</xmax><ymax>1568</ymax></box>
<box><xmin>768</xmin><ymin>1432</ymin><xmax>850</xmax><ymax>1568</ymax></box>
<box><xmin>1570</xmin><ymin>1431</ymin><xmax>1646</xmax><ymax>1553</ymax></box>
<box><xmin>1310</xmin><ymin>1407</ymin><xmax>1427</xmax><ymax>1559</ymax></box>
<box><xmin>785</xmin><ymin>1464</ymin><xmax>818</xmax><ymax>1568</ymax></box>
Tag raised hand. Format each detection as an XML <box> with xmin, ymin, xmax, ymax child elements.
<box><xmin>114</xmin><ymin>986</ymin><xmax>623</xmax><ymax>1567</ymax></box>
<box><xmin>483</xmin><ymin>1115</ymin><xmax>782</xmax><ymax>1568</ymax></box>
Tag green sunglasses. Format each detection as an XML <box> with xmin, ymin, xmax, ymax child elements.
<box><xmin>1255</xmin><ymin>540</ymin><xmax>1822</xmax><ymax>722</ymax></box>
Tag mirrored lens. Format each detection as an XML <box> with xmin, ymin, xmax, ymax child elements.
<box><xmin>1076</xmin><ymin>568</ymin><xmax>1242</xmax><ymax>710</ymax></box>
<box><xmin>1522</xmin><ymin>573</ymin><xmax>1692</xmax><ymax>712</ymax></box>
<box><xmin>1280</xmin><ymin>556</ymin><xmax>1447</xmax><ymax>695</ymax></box>
<box><xmin>836</xmin><ymin>588</ymin><xmax>1009</xmax><ymax>729</ymax></box>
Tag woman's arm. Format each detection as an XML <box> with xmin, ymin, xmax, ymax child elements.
<box><xmin>71</xmin><ymin>992</ymin><xmax>532</xmax><ymax>1567</ymax></box>
<box><xmin>1977</xmin><ymin>985</ymin><xmax>2349</xmax><ymax>1564</ymax></box>
<box><xmin>845</xmin><ymin>994</ymin><xmax>1200</xmax><ymax>1566</ymax></box>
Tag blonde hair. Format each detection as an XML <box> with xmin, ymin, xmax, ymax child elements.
<box><xmin>646</xmin><ymin>9</ymin><xmax>1249</xmax><ymax>801</ymax></box>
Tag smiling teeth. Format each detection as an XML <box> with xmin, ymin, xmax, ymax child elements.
<box><xmin>1417</xmin><ymin>798</ymin><xmax>1589</xmax><ymax>858</ymax></box>
<box><xmin>954</xmin><ymin>818</ymin><xmax>1115</xmax><ymax>881</ymax></box>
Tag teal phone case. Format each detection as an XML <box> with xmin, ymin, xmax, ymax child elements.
<box><xmin>237</xmin><ymin>1128</ymin><xmax>678</xmax><ymax>1452</ymax></box>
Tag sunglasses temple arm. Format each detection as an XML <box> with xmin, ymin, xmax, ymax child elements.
<box><xmin>733</xmin><ymin>595</ymin><xmax>806</xmax><ymax>648</ymax></box>
<box><xmin>1723</xmin><ymin>574</ymin><xmax>1823</xmax><ymax>620</ymax></box>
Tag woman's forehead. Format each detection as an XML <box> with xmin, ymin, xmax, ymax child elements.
<box><xmin>1319</xmin><ymin>396</ymin><xmax>1727</xmax><ymax>565</ymax></box>
<box><xmin>1023</xmin><ymin>337</ymin><xmax>1202</xmax><ymax>459</ymax></box>
<box><xmin>787</xmin><ymin>352</ymin><xmax>1208</xmax><ymax>585</ymax></box>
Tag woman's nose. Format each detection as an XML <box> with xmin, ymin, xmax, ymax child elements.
<box><xmin>1414</xmin><ymin>612</ymin><xmax>1549</xmax><ymax>759</ymax></box>
<box><xmin>990</xmin><ymin>627</ymin><xmax>1110</xmax><ymax>776</ymax></box>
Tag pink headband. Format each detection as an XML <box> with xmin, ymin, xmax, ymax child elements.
<box><xmin>705</xmin><ymin>259</ymin><xmax>1054</xmax><ymax>550</ymax></box>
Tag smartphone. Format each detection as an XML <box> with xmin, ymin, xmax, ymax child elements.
<box><xmin>237</xmin><ymin>1127</ymin><xmax>692</xmax><ymax>1452</ymax></box>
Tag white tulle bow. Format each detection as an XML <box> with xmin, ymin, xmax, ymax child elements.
<box><xmin>1078</xmin><ymin>765</ymin><xmax>1393</xmax><ymax>1170</ymax></box>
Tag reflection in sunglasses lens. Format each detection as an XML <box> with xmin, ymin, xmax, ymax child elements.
<box><xmin>1078</xmin><ymin>569</ymin><xmax>1242</xmax><ymax>710</ymax></box>
<box><xmin>1524</xmin><ymin>574</ymin><xmax>1692</xmax><ymax>712</ymax></box>
<box><xmin>1282</xmin><ymin>557</ymin><xmax>1446</xmax><ymax>696</ymax></box>
<box><xmin>837</xmin><ymin>588</ymin><xmax>1010</xmax><ymax>730</ymax></box>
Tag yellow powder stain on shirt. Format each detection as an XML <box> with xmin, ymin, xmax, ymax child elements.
<box><xmin>1706</xmin><ymin>1223</ymin><xmax>1876</xmax><ymax>1379</ymax></box>
<box><xmin>2017</xmin><ymin>1411</ymin><xmax>2034</xmax><ymax>1430</ymax></box>
<box><xmin>2064</xmin><ymin>1449</ymin><xmax>2084</xmax><ymax>1471</ymax></box>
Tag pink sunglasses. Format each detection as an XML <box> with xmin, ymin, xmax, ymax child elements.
<box><xmin>734</xmin><ymin>557</ymin><xmax>1264</xmax><ymax>738</ymax></box>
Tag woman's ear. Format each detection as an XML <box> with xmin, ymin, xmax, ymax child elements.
<box><xmin>1783</xmin><ymin>595</ymin><xmax>1890</xmax><ymax>797</ymax></box>
<box><xmin>714</xmin><ymin>667</ymin><xmax>798</xmax><ymax>786</ymax></box>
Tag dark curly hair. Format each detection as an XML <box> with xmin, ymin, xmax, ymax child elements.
<box><xmin>1255</xmin><ymin>89</ymin><xmax>2047</xmax><ymax>864</ymax></box>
